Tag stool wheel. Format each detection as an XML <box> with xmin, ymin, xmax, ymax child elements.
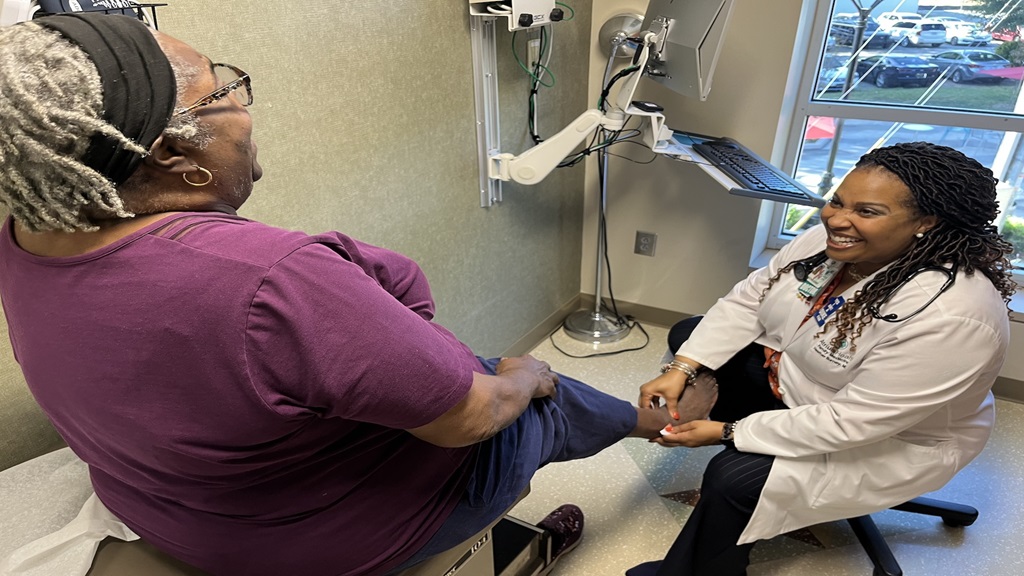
<box><xmin>942</xmin><ymin>516</ymin><xmax>975</xmax><ymax>527</ymax></box>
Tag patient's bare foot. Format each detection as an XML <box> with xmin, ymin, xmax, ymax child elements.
<box><xmin>676</xmin><ymin>371</ymin><xmax>719</xmax><ymax>423</ymax></box>
<box><xmin>630</xmin><ymin>372</ymin><xmax>720</xmax><ymax>439</ymax></box>
<box><xmin>631</xmin><ymin>405</ymin><xmax>679</xmax><ymax>439</ymax></box>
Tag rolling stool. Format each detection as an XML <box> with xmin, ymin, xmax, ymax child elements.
<box><xmin>847</xmin><ymin>496</ymin><xmax>979</xmax><ymax>576</ymax></box>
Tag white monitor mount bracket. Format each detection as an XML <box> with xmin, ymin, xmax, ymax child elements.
<box><xmin>469</xmin><ymin>15</ymin><xmax>673</xmax><ymax>205</ymax></box>
<box><xmin>489</xmin><ymin>32</ymin><xmax>671</xmax><ymax>186</ymax></box>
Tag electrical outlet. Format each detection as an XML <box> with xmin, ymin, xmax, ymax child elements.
<box><xmin>527</xmin><ymin>38</ymin><xmax>541</xmax><ymax>67</ymax></box>
<box><xmin>634</xmin><ymin>231</ymin><xmax>657</xmax><ymax>257</ymax></box>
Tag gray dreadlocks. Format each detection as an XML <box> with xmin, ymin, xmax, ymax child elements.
<box><xmin>0</xmin><ymin>23</ymin><xmax>208</xmax><ymax>233</ymax></box>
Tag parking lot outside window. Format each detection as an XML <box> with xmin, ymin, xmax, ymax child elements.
<box><xmin>770</xmin><ymin>1</ymin><xmax>1024</xmax><ymax>286</ymax></box>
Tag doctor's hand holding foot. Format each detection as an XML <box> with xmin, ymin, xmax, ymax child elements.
<box><xmin>628</xmin><ymin>142</ymin><xmax>1016</xmax><ymax>576</ymax></box>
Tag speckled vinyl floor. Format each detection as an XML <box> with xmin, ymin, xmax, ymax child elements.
<box><xmin>508</xmin><ymin>322</ymin><xmax>1024</xmax><ymax>576</ymax></box>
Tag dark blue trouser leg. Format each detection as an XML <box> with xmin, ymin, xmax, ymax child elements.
<box><xmin>391</xmin><ymin>357</ymin><xmax>637</xmax><ymax>572</ymax></box>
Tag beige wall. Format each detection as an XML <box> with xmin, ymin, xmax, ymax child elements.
<box><xmin>0</xmin><ymin>0</ymin><xmax>597</xmax><ymax>465</ymax></box>
<box><xmin>154</xmin><ymin>0</ymin><xmax>594</xmax><ymax>356</ymax></box>
<box><xmin>2</xmin><ymin>0</ymin><xmax>1021</xmax><ymax>462</ymax></box>
<box><xmin>581</xmin><ymin>0</ymin><xmax>804</xmax><ymax>318</ymax></box>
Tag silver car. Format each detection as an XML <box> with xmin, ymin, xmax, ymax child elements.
<box><xmin>930</xmin><ymin>50</ymin><xmax>1012</xmax><ymax>83</ymax></box>
<box><xmin>816</xmin><ymin>55</ymin><xmax>859</xmax><ymax>93</ymax></box>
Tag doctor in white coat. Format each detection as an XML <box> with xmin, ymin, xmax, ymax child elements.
<box><xmin>628</xmin><ymin>142</ymin><xmax>1016</xmax><ymax>576</ymax></box>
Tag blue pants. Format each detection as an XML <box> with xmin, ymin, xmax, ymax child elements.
<box><xmin>392</xmin><ymin>357</ymin><xmax>638</xmax><ymax>572</ymax></box>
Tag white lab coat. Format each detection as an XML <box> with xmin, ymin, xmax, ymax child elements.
<box><xmin>677</xmin><ymin>224</ymin><xmax>1008</xmax><ymax>543</ymax></box>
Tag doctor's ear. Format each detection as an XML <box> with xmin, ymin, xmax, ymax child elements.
<box><xmin>915</xmin><ymin>216</ymin><xmax>939</xmax><ymax>239</ymax></box>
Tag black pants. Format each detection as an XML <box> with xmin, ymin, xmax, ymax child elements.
<box><xmin>654</xmin><ymin>316</ymin><xmax>786</xmax><ymax>576</ymax></box>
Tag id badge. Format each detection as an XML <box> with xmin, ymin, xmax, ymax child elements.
<box><xmin>797</xmin><ymin>258</ymin><xmax>842</xmax><ymax>300</ymax></box>
<box><xmin>813</xmin><ymin>295</ymin><xmax>846</xmax><ymax>326</ymax></box>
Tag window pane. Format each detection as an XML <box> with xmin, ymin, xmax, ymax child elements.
<box><xmin>783</xmin><ymin>117</ymin><xmax>1024</xmax><ymax>269</ymax></box>
<box><xmin>767</xmin><ymin>1</ymin><xmax>1024</xmax><ymax>271</ymax></box>
<box><xmin>820</xmin><ymin>13</ymin><xmax>1024</xmax><ymax>115</ymax></box>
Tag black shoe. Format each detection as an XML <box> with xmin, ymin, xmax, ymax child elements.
<box><xmin>537</xmin><ymin>504</ymin><xmax>584</xmax><ymax>573</ymax></box>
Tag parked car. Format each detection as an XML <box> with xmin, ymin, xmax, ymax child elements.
<box><xmin>876</xmin><ymin>11</ymin><xmax>923</xmax><ymax>31</ymax></box>
<box><xmin>856</xmin><ymin>54</ymin><xmax>941</xmax><ymax>87</ymax></box>
<box><xmin>930</xmin><ymin>49</ymin><xmax>1012</xmax><ymax>83</ymax></box>
<box><xmin>829</xmin><ymin>16</ymin><xmax>893</xmax><ymax>48</ymax></box>
<box><xmin>816</xmin><ymin>54</ymin><xmax>859</xmax><ymax>93</ymax></box>
<box><xmin>888</xmin><ymin>21</ymin><xmax>947</xmax><ymax>47</ymax></box>
<box><xmin>991</xmin><ymin>25</ymin><xmax>1023</xmax><ymax>42</ymax></box>
<box><xmin>943</xmin><ymin>22</ymin><xmax>991</xmax><ymax>45</ymax></box>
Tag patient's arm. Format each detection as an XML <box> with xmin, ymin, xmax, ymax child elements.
<box><xmin>408</xmin><ymin>355</ymin><xmax>558</xmax><ymax>448</ymax></box>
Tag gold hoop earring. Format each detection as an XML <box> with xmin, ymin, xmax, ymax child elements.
<box><xmin>183</xmin><ymin>166</ymin><xmax>213</xmax><ymax>187</ymax></box>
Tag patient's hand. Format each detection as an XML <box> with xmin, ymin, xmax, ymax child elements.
<box><xmin>496</xmin><ymin>355</ymin><xmax>559</xmax><ymax>399</ymax></box>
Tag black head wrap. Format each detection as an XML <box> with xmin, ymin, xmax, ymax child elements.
<box><xmin>856</xmin><ymin>141</ymin><xmax>999</xmax><ymax>231</ymax></box>
<box><xmin>34</xmin><ymin>12</ymin><xmax>176</xmax><ymax>185</ymax></box>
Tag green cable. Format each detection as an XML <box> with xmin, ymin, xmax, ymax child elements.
<box><xmin>555</xmin><ymin>2</ymin><xmax>575</xmax><ymax>21</ymax></box>
<box><xmin>512</xmin><ymin>31</ymin><xmax>555</xmax><ymax>87</ymax></box>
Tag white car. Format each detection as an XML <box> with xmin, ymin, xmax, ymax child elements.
<box><xmin>943</xmin><ymin>22</ymin><xmax>991</xmax><ymax>45</ymax></box>
<box><xmin>877</xmin><ymin>11</ymin><xmax>923</xmax><ymax>31</ymax></box>
<box><xmin>889</xmin><ymin>21</ymin><xmax>947</xmax><ymax>47</ymax></box>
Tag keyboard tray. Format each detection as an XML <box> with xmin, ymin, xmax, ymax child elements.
<box><xmin>685</xmin><ymin>136</ymin><xmax>825</xmax><ymax>208</ymax></box>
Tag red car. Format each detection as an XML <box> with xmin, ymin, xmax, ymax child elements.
<box><xmin>991</xmin><ymin>26</ymin><xmax>1022</xmax><ymax>42</ymax></box>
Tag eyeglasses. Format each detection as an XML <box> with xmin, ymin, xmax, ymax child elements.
<box><xmin>174</xmin><ymin>63</ymin><xmax>252</xmax><ymax>116</ymax></box>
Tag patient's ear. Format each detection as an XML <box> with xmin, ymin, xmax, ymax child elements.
<box><xmin>143</xmin><ymin>135</ymin><xmax>195</xmax><ymax>175</ymax></box>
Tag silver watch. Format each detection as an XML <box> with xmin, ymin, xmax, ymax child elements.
<box><xmin>721</xmin><ymin>422</ymin><xmax>736</xmax><ymax>445</ymax></box>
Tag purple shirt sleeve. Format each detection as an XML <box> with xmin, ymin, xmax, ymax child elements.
<box><xmin>243</xmin><ymin>240</ymin><xmax>477</xmax><ymax>429</ymax></box>
<box><xmin>317</xmin><ymin>233</ymin><xmax>437</xmax><ymax>321</ymax></box>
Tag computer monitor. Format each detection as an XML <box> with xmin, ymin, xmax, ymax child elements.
<box><xmin>641</xmin><ymin>0</ymin><xmax>736</xmax><ymax>101</ymax></box>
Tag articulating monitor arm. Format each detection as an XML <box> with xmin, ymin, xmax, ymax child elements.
<box><xmin>487</xmin><ymin>32</ymin><xmax>673</xmax><ymax>186</ymax></box>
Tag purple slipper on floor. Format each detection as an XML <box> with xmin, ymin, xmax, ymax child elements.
<box><xmin>536</xmin><ymin>503</ymin><xmax>584</xmax><ymax>571</ymax></box>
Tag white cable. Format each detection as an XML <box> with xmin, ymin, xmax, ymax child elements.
<box><xmin>486</xmin><ymin>3</ymin><xmax>512</xmax><ymax>15</ymax></box>
<box><xmin>538</xmin><ymin>25</ymin><xmax>554</xmax><ymax>84</ymax></box>
<box><xmin>530</xmin><ymin>25</ymin><xmax>556</xmax><ymax>140</ymax></box>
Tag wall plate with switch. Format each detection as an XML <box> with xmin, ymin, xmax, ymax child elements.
<box><xmin>634</xmin><ymin>231</ymin><xmax>657</xmax><ymax>257</ymax></box>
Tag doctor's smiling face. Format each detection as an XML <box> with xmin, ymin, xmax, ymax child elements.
<box><xmin>821</xmin><ymin>166</ymin><xmax>937</xmax><ymax>275</ymax></box>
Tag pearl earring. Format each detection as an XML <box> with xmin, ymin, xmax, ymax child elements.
<box><xmin>915</xmin><ymin>232</ymin><xmax>924</xmax><ymax>239</ymax></box>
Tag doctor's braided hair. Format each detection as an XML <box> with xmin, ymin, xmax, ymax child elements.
<box><xmin>763</xmin><ymin>142</ymin><xmax>1016</xmax><ymax>353</ymax></box>
<box><xmin>0</xmin><ymin>23</ymin><xmax>208</xmax><ymax>233</ymax></box>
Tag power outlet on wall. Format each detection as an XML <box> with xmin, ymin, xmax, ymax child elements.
<box><xmin>528</xmin><ymin>38</ymin><xmax>541</xmax><ymax>67</ymax></box>
<box><xmin>634</xmin><ymin>231</ymin><xmax>657</xmax><ymax>257</ymax></box>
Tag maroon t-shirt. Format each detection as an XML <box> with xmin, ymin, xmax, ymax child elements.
<box><xmin>0</xmin><ymin>213</ymin><xmax>479</xmax><ymax>575</ymax></box>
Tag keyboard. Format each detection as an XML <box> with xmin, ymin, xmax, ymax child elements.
<box><xmin>691</xmin><ymin>139</ymin><xmax>825</xmax><ymax>208</ymax></box>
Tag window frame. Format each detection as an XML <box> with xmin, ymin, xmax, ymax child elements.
<box><xmin>765</xmin><ymin>0</ymin><xmax>1024</xmax><ymax>290</ymax></box>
